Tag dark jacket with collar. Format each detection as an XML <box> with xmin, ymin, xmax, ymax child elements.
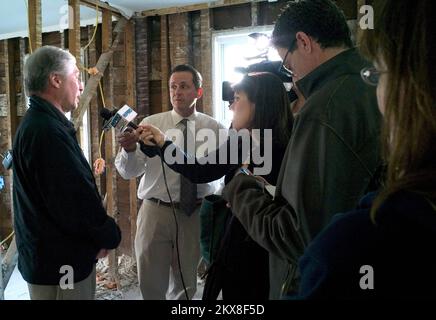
<box><xmin>12</xmin><ymin>96</ymin><xmax>121</xmax><ymax>285</ymax></box>
<box><xmin>223</xmin><ymin>48</ymin><xmax>382</xmax><ymax>299</ymax></box>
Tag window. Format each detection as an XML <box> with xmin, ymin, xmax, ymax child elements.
<box><xmin>212</xmin><ymin>26</ymin><xmax>281</xmax><ymax>127</ymax></box>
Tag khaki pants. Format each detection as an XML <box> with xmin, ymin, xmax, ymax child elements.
<box><xmin>27</xmin><ymin>265</ymin><xmax>96</xmax><ymax>300</ymax></box>
<box><xmin>135</xmin><ymin>200</ymin><xmax>200</xmax><ymax>300</ymax></box>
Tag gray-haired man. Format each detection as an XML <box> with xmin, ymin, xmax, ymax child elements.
<box><xmin>13</xmin><ymin>45</ymin><xmax>121</xmax><ymax>300</ymax></box>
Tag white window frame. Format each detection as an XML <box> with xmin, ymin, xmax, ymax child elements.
<box><xmin>212</xmin><ymin>25</ymin><xmax>277</xmax><ymax>127</ymax></box>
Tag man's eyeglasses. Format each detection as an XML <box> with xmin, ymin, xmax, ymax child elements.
<box><xmin>278</xmin><ymin>49</ymin><xmax>294</xmax><ymax>78</ymax></box>
<box><xmin>278</xmin><ymin>39</ymin><xmax>296</xmax><ymax>78</ymax></box>
<box><xmin>360</xmin><ymin>67</ymin><xmax>386</xmax><ymax>86</ymax></box>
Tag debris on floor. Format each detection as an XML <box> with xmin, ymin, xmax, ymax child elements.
<box><xmin>95</xmin><ymin>254</ymin><xmax>138</xmax><ymax>300</ymax></box>
<box><xmin>94</xmin><ymin>254</ymin><xmax>207</xmax><ymax>300</ymax></box>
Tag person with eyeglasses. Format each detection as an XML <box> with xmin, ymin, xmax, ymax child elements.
<box><xmin>220</xmin><ymin>0</ymin><xmax>383</xmax><ymax>299</ymax></box>
<box><xmin>295</xmin><ymin>0</ymin><xmax>436</xmax><ymax>299</ymax></box>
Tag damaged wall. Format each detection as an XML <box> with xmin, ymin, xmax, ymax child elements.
<box><xmin>0</xmin><ymin>0</ymin><xmax>360</xmax><ymax>258</ymax></box>
<box><xmin>0</xmin><ymin>21</ymin><xmax>136</xmax><ymax>256</ymax></box>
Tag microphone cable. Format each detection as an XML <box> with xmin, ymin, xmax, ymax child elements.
<box><xmin>156</xmin><ymin>147</ymin><xmax>190</xmax><ymax>300</ymax></box>
<box><xmin>101</xmin><ymin>109</ymin><xmax>191</xmax><ymax>300</ymax></box>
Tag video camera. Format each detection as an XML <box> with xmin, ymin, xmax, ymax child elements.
<box><xmin>222</xmin><ymin>60</ymin><xmax>297</xmax><ymax>104</ymax></box>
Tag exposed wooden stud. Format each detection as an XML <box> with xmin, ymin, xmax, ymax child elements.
<box><xmin>200</xmin><ymin>10</ymin><xmax>213</xmax><ymax>116</ymax></box>
<box><xmin>102</xmin><ymin>9</ymin><xmax>114</xmax><ymax>220</ymax></box>
<box><xmin>142</xmin><ymin>0</ymin><xmax>262</xmax><ymax>17</ymax></box>
<box><xmin>28</xmin><ymin>0</ymin><xmax>42</xmax><ymax>52</ymax></box>
<box><xmin>5</xmin><ymin>40</ymin><xmax>18</xmax><ymax>143</ymax></box>
<box><xmin>69</xmin><ymin>0</ymin><xmax>82</xmax><ymax>143</ymax></box>
<box><xmin>68</xmin><ymin>0</ymin><xmax>81</xmax><ymax>61</ymax></box>
<box><xmin>87</xmin><ymin>24</ymin><xmax>104</xmax><ymax>193</ymax></box>
<box><xmin>125</xmin><ymin>21</ymin><xmax>135</xmax><ymax>109</ymax></box>
<box><xmin>102</xmin><ymin>10</ymin><xmax>114</xmax><ymax>123</ymax></box>
<box><xmin>124</xmin><ymin>20</ymin><xmax>138</xmax><ymax>257</ymax></box>
<box><xmin>160</xmin><ymin>15</ymin><xmax>170</xmax><ymax>112</ymax></box>
<box><xmin>60</xmin><ymin>29</ymin><xmax>67</xmax><ymax>50</ymax></box>
<box><xmin>102</xmin><ymin>9</ymin><xmax>120</xmax><ymax>290</ymax></box>
<box><xmin>0</xmin><ymin>237</ymin><xmax>18</xmax><ymax>298</ymax></box>
<box><xmin>1</xmin><ymin>40</ymin><xmax>19</xmax><ymax>299</ymax></box>
<box><xmin>251</xmin><ymin>1</ymin><xmax>259</xmax><ymax>27</ymax></box>
<box><xmin>19</xmin><ymin>38</ymin><xmax>28</xmax><ymax>118</ymax></box>
<box><xmin>72</xmin><ymin>18</ymin><xmax>127</xmax><ymax>130</ymax></box>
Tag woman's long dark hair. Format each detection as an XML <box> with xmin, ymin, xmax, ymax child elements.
<box><xmin>232</xmin><ymin>72</ymin><xmax>293</xmax><ymax>147</ymax></box>
<box><xmin>359</xmin><ymin>0</ymin><xmax>436</xmax><ymax>218</ymax></box>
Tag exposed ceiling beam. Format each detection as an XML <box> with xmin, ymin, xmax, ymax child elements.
<box><xmin>141</xmin><ymin>0</ymin><xmax>263</xmax><ymax>17</ymax></box>
<box><xmin>80</xmin><ymin>0</ymin><xmax>122</xmax><ymax>16</ymax></box>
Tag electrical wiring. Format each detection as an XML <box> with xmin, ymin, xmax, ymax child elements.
<box><xmin>0</xmin><ymin>231</ymin><xmax>14</xmax><ymax>247</ymax></box>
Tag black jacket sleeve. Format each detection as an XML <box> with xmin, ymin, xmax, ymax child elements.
<box><xmin>158</xmin><ymin>139</ymin><xmax>239</xmax><ymax>184</ymax></box>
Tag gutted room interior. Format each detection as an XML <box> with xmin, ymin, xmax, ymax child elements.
<box><xmin>0</xmin><ymin>0</ymin><xmax>377</xmax><ymax>301</ymax></box>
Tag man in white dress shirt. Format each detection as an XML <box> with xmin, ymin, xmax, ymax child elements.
<box><xmin>115</xmin><ymin>64</ymin><xmax>225</xmax><ymax>300</ymax></box>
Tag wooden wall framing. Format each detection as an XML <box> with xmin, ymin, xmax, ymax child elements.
<box><xmin>1</xmin><ymin>1</ymin><xmax>365</xmax><ymax>297</ymax></box>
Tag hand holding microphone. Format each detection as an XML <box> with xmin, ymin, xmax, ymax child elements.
<box><xmin>118</xmin><ymin>128</ymin><xmax>139</xmax><ymax>152</ymax></box>
<box><xmin>138</xmin><ymin>124</ymin><xmax>166</xmax><ymax>148</ymax></box>
<box><xmin>100</xmin><ymin>106</ymin><xmax>159</xmax><ymax>157</ymax></box>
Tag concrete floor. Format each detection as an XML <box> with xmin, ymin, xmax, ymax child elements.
<box><xmin>4</xmin><ymin>265</ymin><xmax>205</xmax><ymax>300</ymax></box>
<box><xmin>4</xmin><ymin>265</ymin><xmax>29</xmax><ymax>300</ymax></box>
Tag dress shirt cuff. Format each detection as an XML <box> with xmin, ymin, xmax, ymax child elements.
<box><xmin>120</xmin><ymin>144</ymin><xmax>138</xmax><ymax>158</ymax></box>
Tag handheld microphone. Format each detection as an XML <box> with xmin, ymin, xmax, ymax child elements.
<box><xmin>100</xmin><ymin>105</ymin><xmax>139</xmax><ymax>132</ymax></box>
<box><xmin>100</xmin><ymin>106</ymin><xmax>159</xmax><ymax>156</ymax></box>
<box><xmin>1</xmin><ymin>150</ymin><xmax>13</xmax><ymax>170</ymax></box>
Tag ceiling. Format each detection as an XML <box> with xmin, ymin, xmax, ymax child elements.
<box><xmin>0</xmin><ymin>0</ymin><xmax>216</xmax><ymax>40</ymax></box>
